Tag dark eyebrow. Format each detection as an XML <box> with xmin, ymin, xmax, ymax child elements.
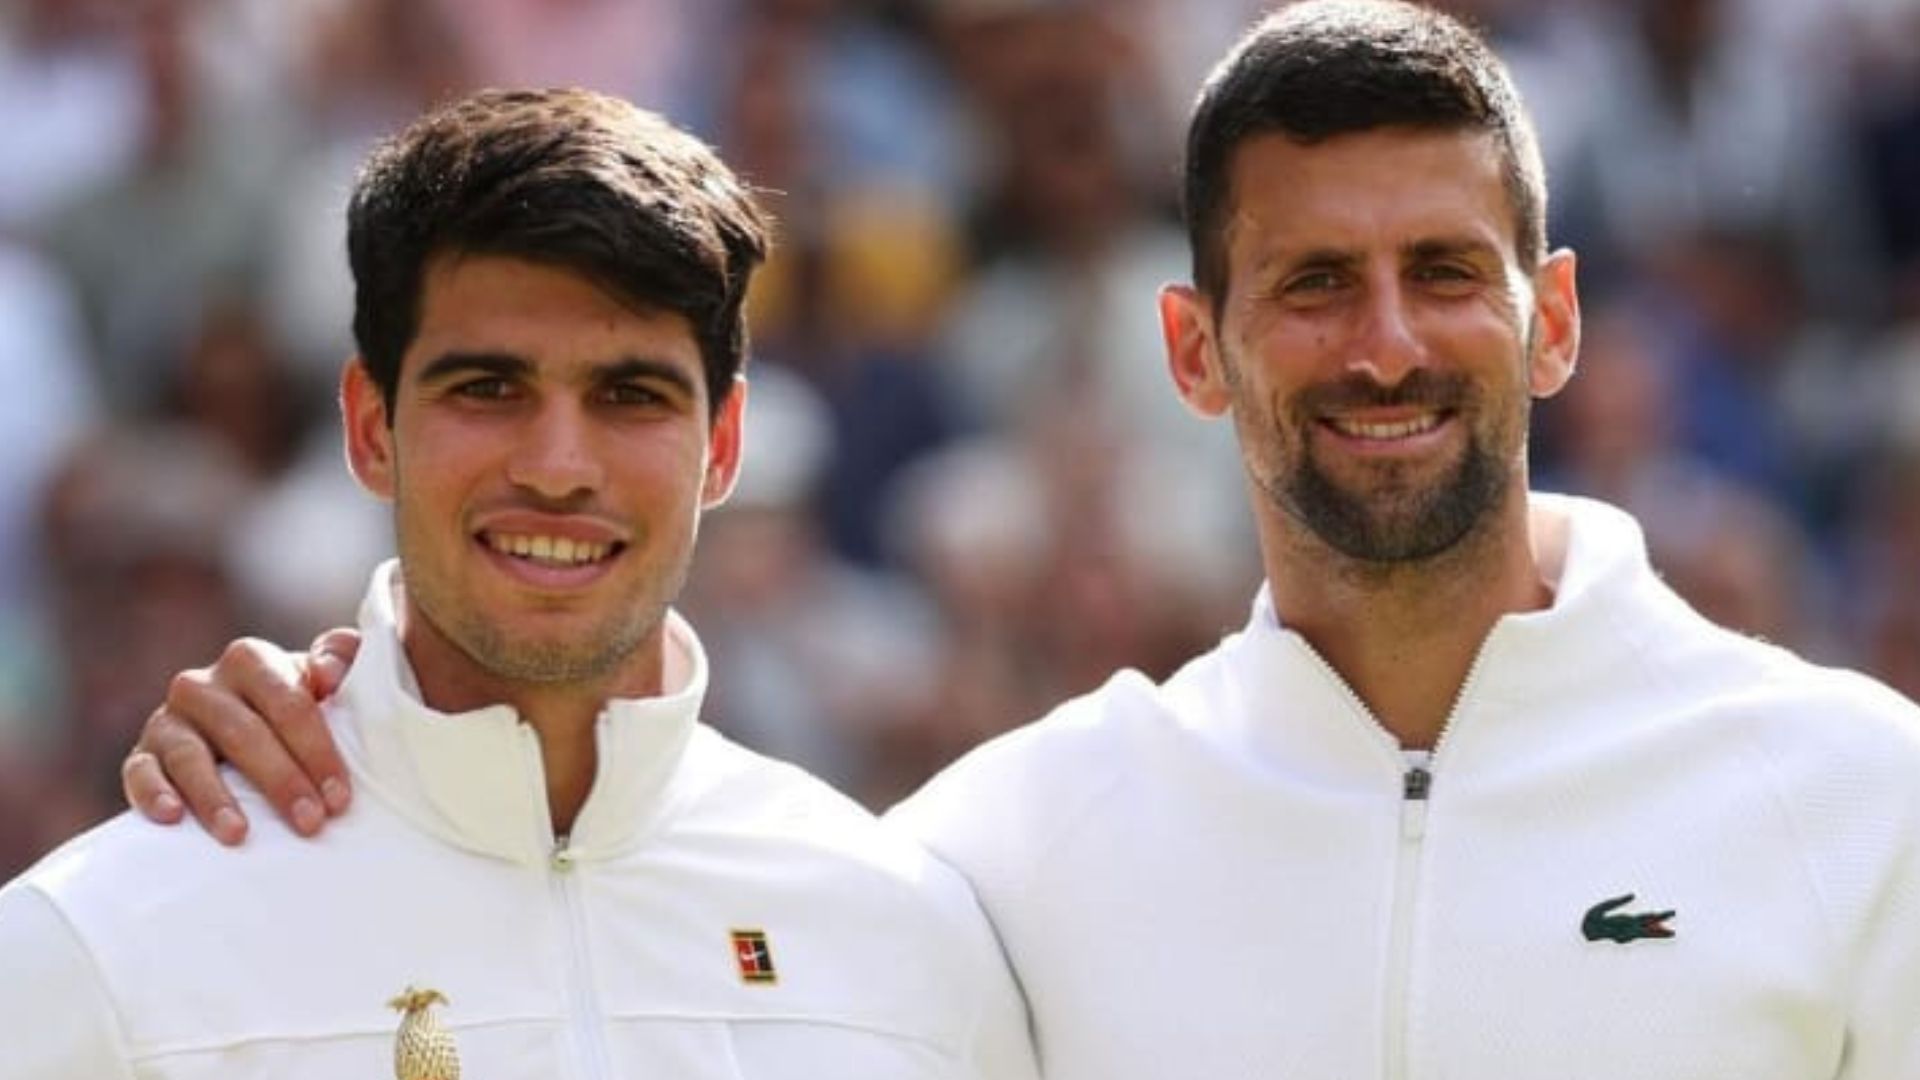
<box><xmin>414</xmin><ymin>352</ymin><xmax>700</xmax><ymax>400</ymax></box>
<box><xmin>415</xmin><ymin>351</ymin><xmax>533</xmax><ymax>385</ymax></box>
<box><xmin>1405</xmin><ymin>236</ymin><xmax>1500</xmax><ymax>262</ymax></box>
<box><xmin>597</xmin><ymin>357</ymin><xmax>699</xmax><ymax>400</ymax></box>
<box><xmin>1274</xmin><ymin>248</ymin><xmax>1362</xmax><ymax>276</ymax></box>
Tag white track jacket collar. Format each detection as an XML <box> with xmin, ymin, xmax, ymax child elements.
<box><xmin>344</xmin><ymin>559</ymin><xmax>702</xmax><ymax>866</ymax></box>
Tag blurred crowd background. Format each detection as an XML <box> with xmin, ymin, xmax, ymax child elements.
<box><xmin>3</xmin><ymin>0</ymin><xmax>1918</xmax><ymax>877</ymax></box>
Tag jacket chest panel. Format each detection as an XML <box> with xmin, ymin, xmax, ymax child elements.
<box><xmin>100</xmin><ymin>826</ymin><xmax>970</xmax><ymax>1079</ymax></box>
<box><xmin>994</xmin><ymin>730</ymin><xmax>1846</xmax><ymax>1080</ymax></box>
<box><xmin>1403</xmin><ymin>764</ymin><xmax>1844</xmax><ymax>1079</ymax></box>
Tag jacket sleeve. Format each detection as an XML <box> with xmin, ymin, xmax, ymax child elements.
<box><xmin>890</xmin><ymin>733</ymin><xmax>1052</xmax><ymax>1080</ymax></box>
<box><xmin>0</xmin><ymin>882</ymin><xmax>138</xmax><ymax>1079</ymax></box>
<box><xmin>1840</xmin><ymin>843</ymin><xmax>1920</xmax><ymax>1079</ymax></box>
<box><xmin>964</xmin><ymin>925</ymin><xmax>1041</xmax><ymax>1080</ymax></box>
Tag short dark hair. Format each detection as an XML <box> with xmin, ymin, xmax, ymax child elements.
<box><xmin>1183</xmin><ymin>0</ymin><xmax>1546</xmax><ymax>301</ymax></box>
<box><xmin>347</xmin><ymin>88</ymin><xmax>771</xmax><ymax>416</ymax></box>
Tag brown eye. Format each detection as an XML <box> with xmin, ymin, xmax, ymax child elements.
<box><xmin>454</xmin><ymin>377</ymin><xmax>513</xmax><ymax>399</ymax></box>
<box><xmin>602</xmin><ymin>383</ymin><xmax>668</xmax><ymax>407</ymax></box>
<box><xmin>1415</xmin><ymin>262</ymin><xmax>1475</xmax><ymax>284</ymax></box>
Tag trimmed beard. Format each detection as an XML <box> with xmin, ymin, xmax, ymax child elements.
<box><xmin>1261</xmin><ymin>366</ymin><xmax>1524</xmax><ymax>564</ymax></box>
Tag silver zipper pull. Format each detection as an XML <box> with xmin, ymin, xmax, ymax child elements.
<box><xmin>1404</xmin><ymin>765</ymin><xmax>1432</xmax><ymax>801</ymax></box>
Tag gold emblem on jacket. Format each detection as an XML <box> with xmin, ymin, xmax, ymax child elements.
<box><xmin>389</xmin><ymin>986</ymin><xmax>460</xmax><ymax>1080</ymax></box>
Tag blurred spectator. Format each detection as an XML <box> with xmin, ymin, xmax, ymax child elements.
<box><xmin>934</xmin><ymin>0</ymin><xmax>1246</xmax><ymax>589</ymax></box>
<box><xmin>0</xmin><ymin>0</ymin><xmax>147</xmax><ymax>236</ymax></box>
<box><xmin>421</xmin><ymin>0</ymin><xmax>689</xmax><ymax>106</ymax></box>
<box><xmin>262</xmin><ymin>0</ymin><xmax>476</xmax><ymax>391</ymax></box>
<box><xmin>1530</xmin><ymin>0</ymin><xmax>1877</xmax><ymax>315</ymax></box>
<box><xmin>1842</xmin><ymin>0</ymin><xmax>1920</xmax><ymax>308</ymax></box>
<box><xmin>0</xmin><ymin>245</ymin><xmax>98</xmax><ymax>622</ymax></box>
<box><xmin>1640</xmin><ymin>484</ymin><xmax>1828</xmax><ymax>655</ymax></box>
<box><xmin>225</xmin><ymin>431</ymin><xmax>390</xmax><ymax>648</ymax></box>
<box><xmin>878</xmin><ymin>438</ymin><xmax>1057</xmax><ymax>802</ymax></box>
<box><xmin>1842</xmin><ymin>450</ymin><xmax>1920</xmax><ymax>700</ymax></box>
<box><xmin>41</xmin><ymin>425</ymin><xmax>255</xmax><ymax>764</ymax></box>
<box><xmin>709</xmin><ymin>0</ymin><xmax>974</xmax><ymax>564</ymax></box>
<box><xmin>37</xmin><ymin>0</ymin><xmax>302</xmax><ymax>412</ymax></box>
<box><xmin>1539</xmin><ymin>305</ymin><xmax>1830</xmax><ymax>651</ymax></box>
<box><xmin>168</xmin><ymin>294</ymin><xmax>313</xmax><ymax>478</ymax></box>
<box><xmin>683</xmin><ymin>364</ymin><xmax>943</xmax><ymax>800</ymax></box>
<box><xmin>0</xmin><ymin>423</ymin><xmax>257</xmax><ymax>876</ymax></box>
<box><xmin>0</xmin><ymin>748</ymin><xmax>101</xmax><ymax>887</ymax></box>
<box><xmin>0</xmin><ymin>243</ymin><xmax>99</xmax><ymax>762</ymax></box>
<box><xmin>873</xmin><ymin>420</ymin><xmax>1253</xmax><ymax>809</ymax></box>
<box><xmin>1627</xmin><ymin>236</ymin><xmax>1806</xmax><ymax>509</ymax></box>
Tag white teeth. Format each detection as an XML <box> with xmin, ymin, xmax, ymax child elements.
<box><xmin>1331</xmin><ymin>415</ymin><xmax>1442</xmax><ymax>439</ymax></box>
<box><xmin>486</xmin><ymin>534</ymin><xmax>613</xmax><ymax>566</ymax></box>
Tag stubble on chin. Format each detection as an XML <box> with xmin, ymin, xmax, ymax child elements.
<box><xmin>447</xmin><ymin>610</ymin><xmax>656</xmax><ymax>685</ymax></box>
<box><xmin>1259</xmin><ymin>371</ymin><xmax>1518</xmax><ymax>568</ymax></box>
<box><xmin>1281</xmin><ymin>433</ymin><xmax>1506</xmax><ymax>564</ymax></box>
<box><xmin>401</xmin><ymin>557</ymin><xmax>672</xmax><ymax>691</ymax></box>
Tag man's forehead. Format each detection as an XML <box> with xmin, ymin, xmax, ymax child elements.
<box><xmin>1221</xmin><ymin>127</ymin><xmax>1516</xmax><ymax>259</ymax></box>
<box><xmin>415</xmin><ymin>252</ymin><xmax>683</xmax><ymax>321</ymax></box>
<box><xmin>405</xmin><ymin>254</ymin><xmax>703</xmax><ymax>378</ymax></box>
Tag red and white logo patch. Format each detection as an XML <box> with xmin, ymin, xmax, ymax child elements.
<box><xmin>731</xmin><ymin>928</ymin><xmax>777</xmax><ymax>984</ymax></box>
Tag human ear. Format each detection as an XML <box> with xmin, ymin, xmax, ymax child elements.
<box><xmin>700</xmin><ymin>375</ymin><xmax>747</xmax><ymax>508</ymax></box>
<box><xmin>1161</xmin><ymin>284</ymin><xmax>1232</xmax><ymax>418</ymax></box>
<box><xmin>341</xmin><ymin>359</ymin><xmax>396</xmax><ymax>500</ymax></box>
<box><xmin>1527</xmin><ymin>249</ymin><xmax>1581</xmax><ymax>399</ymax></box>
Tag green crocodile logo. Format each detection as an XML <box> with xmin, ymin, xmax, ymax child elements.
<box><xmin>1582</xmin><ymin>893</ymin><xmax>1676</xmax><ymax>944</ymax></box>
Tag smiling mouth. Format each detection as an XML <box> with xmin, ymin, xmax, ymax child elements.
<box><xmin>480</xmin><ymin>532</ymin><xmax>623</xmax><ymax>567</ymax></box>
<box><xmin>1323</xmin><ymin>412</ymin><xmax>1450</xmax><ymax>440</ymax></box>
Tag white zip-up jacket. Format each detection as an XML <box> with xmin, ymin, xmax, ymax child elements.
<box><xmin>891</xmin><ymin>494</ymin><xmax>1920</xmax><ymax>1080</ymax></box>
<box><xmin>0</xmin><ymin>563</ymin><xmax>1038</xmax><ymax>1080</ymax></box>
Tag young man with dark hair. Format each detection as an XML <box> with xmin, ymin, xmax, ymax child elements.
<box><xmin>117</xmin><ymin>3</ymin><xmax>1920</xmax><ymax>1078</ymax></box>
<box><xmin>0</xmin><ymin>87</ymin><xmax>1037</xmax><ymax>1080</ymax></box>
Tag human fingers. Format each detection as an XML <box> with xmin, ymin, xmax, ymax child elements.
<box><xmin>120</xmin><ymin>736</ymin><xmax>183</xmax><ymax>824</ymax></box>
<box><xmin>287</xmin><ymin>628</ymin><xmax>361</xmax><ymax>814</ymax></box>
<box><xmin>164</xmin><ymin>640</ymin><xmax>331</xmax><ymax>836</ymax></box>
<box><xmin>301</xmin><ymin>628</ymin><xmax>361</xmax><ymax>701</ymax></box>
<box><xmin>130</xmin><ymin>701</ymin><xmax>250</xmax><ymax>845</ymax></box>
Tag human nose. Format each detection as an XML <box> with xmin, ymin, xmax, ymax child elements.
<box><xmin>1346</xmin><ymin>279</ymin><xmax>1427</xmax><ymax>386</ymax></box>
<box><xmin>506</xmin><ymin>401</ymin><xmax>602</xmax><ymax>500</ymax></box>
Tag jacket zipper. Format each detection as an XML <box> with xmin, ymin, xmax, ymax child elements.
<box><xmin>523</xmin><ymin>722</ymin><xmax>612</xmax><ymax>1080</ymax></box>
<box><xmin>1296</xmin><ymin>638</ymin><xmax>1496</xmax><ymax>1080</ymax></box>
<box><xmin>551</xmin><ymin>837</ymin><xmax>612</xmax><ymax>1080</ymax></box>
<box><xmin>1383</xmin><ymin>764</ymin><xmax>1429</xmax><ymax>1080</ymax></box>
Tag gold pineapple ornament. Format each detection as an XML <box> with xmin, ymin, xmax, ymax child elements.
<box><xmin>388</xmin><ymin>986</ymin><xmax>461</xmax><ymax>1080</ymax></box>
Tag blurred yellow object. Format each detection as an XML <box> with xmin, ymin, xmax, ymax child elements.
<box><xmin>746</xmin><ymin>184</ymin><xmax>961</xmax><ymax>349</ymax></box>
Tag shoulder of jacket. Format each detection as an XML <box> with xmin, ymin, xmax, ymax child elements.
<box><xmin>13</xmin><ymin>785</ymin><xmax>364</xmax><ymax>938</ymax></box>
<box><xmin>910</xmin><ymin>665</ymin><xmax>1165</xmax><ymax>807</ymax></box>
<box><xmin>1712</xmin><ymin>655</ymin><xmax>1920</xmax><ymax>913</ymax></box>
<box><xmin>1725</xmin><ymin>645</ymin><xmax>1920</xmax><ymax>751</ymax></box>
<box><xmin>884</xmin><ymin>666</ymin><xmax>1179</xmax><ymax>891</ymax></box>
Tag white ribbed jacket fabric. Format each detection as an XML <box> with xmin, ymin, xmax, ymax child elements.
<box><xmin>892</xmin><ymin>494</ymin><xmax>1920</xmax><ymax>1080</ymax></box>
<box><xmin>0</xmin><ymin>562</ymin><xmax>1037</xmax><ymax>1080</ymax></box>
